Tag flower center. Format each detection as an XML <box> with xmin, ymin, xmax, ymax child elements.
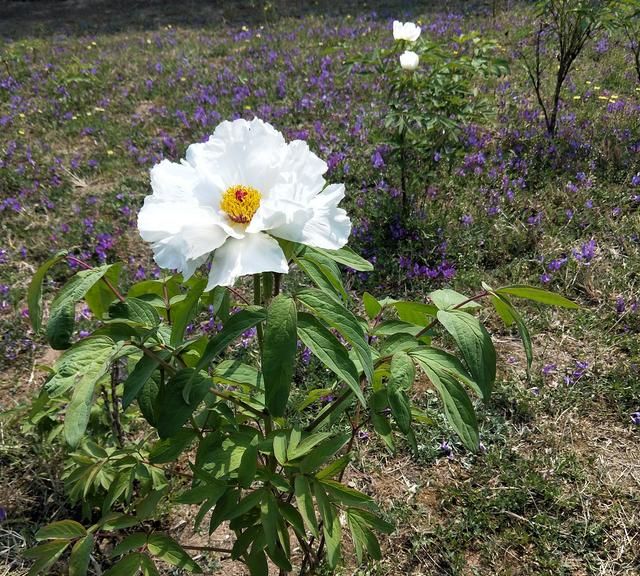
<box><xmin>220</xmin><ymin>184</ymin><xmax>261</xmax><ymax>224</ymax></box>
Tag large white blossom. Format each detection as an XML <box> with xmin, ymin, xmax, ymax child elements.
<box><xmin>399</xmin><ymin>50</ymin><xmax>420</xmax><ymax>71</ymax></box>
<box><xmin>393</xmin><ymin>20</ymin><xmax>421</xmax><ymax>42</ymax></box>
<box><xmin>138</xmin><ymin>118</ymin><xmax>351</xmax><ymax>289</ymax></box>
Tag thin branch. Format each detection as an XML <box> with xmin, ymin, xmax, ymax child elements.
<box><xmin>67</xmin><ymin>255</ymin><xmax>125</xmax><ymax>302</ymax></box>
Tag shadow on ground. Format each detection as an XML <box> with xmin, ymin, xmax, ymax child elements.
<box><xmin>0</xmin><ymin>0</ymin><xmax>490</xmax><ymax>40</ymax></box>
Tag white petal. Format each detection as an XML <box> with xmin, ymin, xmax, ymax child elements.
<box><xmin>270</xmin><ymin>184</ymin><xmax>351</xmax><ymax>250</ymax></box>
<box><xmin>138</xmin><ymin>198</ymin><xmax>229</xmax><ymax>273</ymax></box>
<box><xmin>393</xmin><ymin>20</ymin><xmax>403</xmax><ymax>40</ymax></box>
<box><xmin>206</xmin><ymin>233</ymin><xmax>289</xmax><ymax>289</ymax></box>
<box><xmin>187</xmin><ymin>118</ymin><xmax>287</xmax><ymax>194</ymax></box>
<box><xmin>150</xmin><ymin>159</ymin><xmax>199</xmax><ymax>202</ymax></box>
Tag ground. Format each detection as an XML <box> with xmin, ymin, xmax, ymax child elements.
<box><xmin>0</xmin><ymin>0</ymin><xmax>639</xmax><ymax>575</ymax></box>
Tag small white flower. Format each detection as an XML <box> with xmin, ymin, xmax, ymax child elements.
<box><xmin>138</xmin><ymin>118</ymin><xmax>351</xmax><ymax>289</ymax></box>
<box><xmin>393</xmin><ymin>20</ymin><xmax>421</xmax><ymax>42</ymax></box>
<box><xmin>399</xmin><ymin>50</ymin><xmax>420</xmax><ymax>71</ymax></box>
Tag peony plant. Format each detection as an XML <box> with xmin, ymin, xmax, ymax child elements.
<box><xmin>354</xmin><ymin>20</ymin><xmax>509</xmax><ymax>214</ymax></box>
<box><xmin>25</xmin><ymin>119</ymin><xmax>576</xmax><ymax>575</ymax></box>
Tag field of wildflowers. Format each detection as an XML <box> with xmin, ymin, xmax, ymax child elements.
<box><xmin>1</xmin><ymin>0</ymin><xmax>639</xmax><ymax>574</ymax></box>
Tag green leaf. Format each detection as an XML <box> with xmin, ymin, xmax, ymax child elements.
<box><xmin>417</xmin><ymin>361</ymin><xmax>479</xmax><ymax>451</ymax></box>
<box><xmin>287</xmin><ymin>431</ymin><xmax>333</xmax><ymax>461</ymax></box>
<box><xmin>25</xmin><ymin>540</ymin><xmax>70</xmax><ymax>576</ymax></box>
<box><xmin>389</xmin><ymin>352</ymin><xmax>415</xmax><ymax>391</ymax></box>
<box><xmin>495</xmin><ymin>285</ymin><xmax>579</xmax><ymax>308</ymax></box>
<box><xmin>213</xmin><ymin>360</ymin><xmax>263</xmax><ymax>390</ymax></box>
<box><xmin>436</xmin><ymin>310</ymin><xmax>496</xmax><ymax>401</ymax></box>
<box><xmin>47</xmin><ymin>264</ymin><xmax>114</xmax><ymax>349</ymax></box>
<box><xmin>147</xmin><ymin>534</ymin><xmax>202</xmax><ymax>572</ymax></box>
<box><xmin>99</xmin><ymin>513</ymin><xmax>140</xmax><ymax>531</ymax></box>
<box><xmin>297</xmin><ymin>313</ymin><xmax>364</xmax><ymax>406</ymax></box>
<box><xmin>362</xmin><ymin>292</ymin><xmax>382</xmax><ymax>319</ymax></box>
<box><xmin>315</xmin><ymin>454</ymin><xmax>351</xmax><ymax>480</ymax></box>
<box><xmin>35</xmin><ymin>520</ymin><xmax>87</xmax><ymax>541</ymax></box>
<box><xmin>296</xmin><ymin>256</ymin><xmax>346</xmax><ymax>302</ymax></box>
<box><xmin>69</xmin><ymin>534</ymin><xmax>94</xmax><ymax>576</ymax></box>
<box><xmin>170</xmin><ymin>278</ymin><xmax>206</xmax><ymax>346</ymax></box>
<box><xmin>103</xmin><ymin>552</ymin><xmax>144</xmax><ymax>576</ymax></box>
<box><xmin>299</xmin><ymin>432</ymin><xmax>350</xmax><ymax>474</ymax></box>
<box><xmin>122</xmin><ymin>351</ymin><xmax>169</xmax><ymax>409</ymax></box>
<box><xmin>109</xmin><ymin>297</ymin><xmax>161</xmax><ymax>328</ymax></box>
<box><xmin>314</xmin><ymin>246</ymin><xmax>373</xmax><ymax>271</ymax></box>
<box><xmin>393</xmin><ymin>301</ymin><xmax>438</xmax><ymax>326</ymax></box>
<box><xmin>278</xmin><ymin>501</ymin><xmax>306</xmax><ymax>537</ymax></box>
<box><xmin>347</xmin><ymin>508</ymin><xmax>394</xmax><ymax>534</ymax></box>
<box><xmin>314</xmin><ymin>482</ymin><xmax>341</xmax><ymax>568</ymax></box>
<box><xmin>138</xmin><ymin>373</ymin><xmax>161</xmax><ymax>427</ymax></box>
<box><xmin>195</xmin><ymin>306</ymin><xmax>266</xmax><ymax>371</ymax></box>
<box><xmin>84</xmin><ymin>263</ymin><xmax>122</xmax><ymax>319</ymax></box>
<box><xmin>149</xmin><ymin>429</ymin><xmax>197</xmax><ymax>464</ymax></box>
<box><xmin>110</xmin><ymin>533</ymin><xmax>148</xmax><ymax>557</ymax></box>
<box><xmin>246</xmin><ymin>549</ymin><xmax>268</xmax><ymax>576</ymax></box>
<box><xmin>492</xmin><ymin>294</ymin><xmax>533</xmax><ymax>370</ymax></box>
<box><xmin>347</xmin><ymin>510</ymin><xmax>382</xmax><ymax>562</ymax></box>
<box><xmin>156</xmin><ymin>369</ymin><xmax>211</xmax><ymax>438</ymax></box>
<box><xmin>175</xmin><ymin>479</ymin><xmax>226</xmax><ymax>506</ymax></box>
<box><xmin>46</xmin><ymin>336</ymin><xmax>117</xmax><ymax>398</ymax></box>
<box><xmin>136</xmin><ymin>488</ymin><xmax>167</xmax><ymax>520</ymax></box>
<box><xmin>28</xmin><ymin>249</ymin><xmax>67</xmax><ymax>333</ymax></box>
<box><xmin>429</xmin><ymin>289</ymin><xmax>481</xmax><ymax>310</ymax></box>
<box><xmin>294</xmin><ymin>475</ymin><xmax>318</xmax><ymax>537</ymax></box>
<box><xmin>238</xmin><ymin>441</ymin><xmax>258</xmax><ymax>488</ymax></box>
<box><xmin>387</xmin><ymin>387</ymin><xmax>412</xmax><ymax>436</ymax></box>
<box><xmin>297</xmin><ymin>289</ymin><xmax>373</xmax><ymax>385</ymax></box>
<box><xmin>320</xmin><ymin>479</ymin><xmax>375</xmax><ymax>508</ymax></box>
<box><xmin>263</xmin><ymin>295</ymin><xmax>297</xmax><ymax>417</ymax></box>
<box><xmin>260</xmin><ymin>491</ymin><xmax>279</xmax><ymax>553</ymax></box>
<box><xmin>63</xmin><ymin>337</ymin><xmax>118</xmax><ymax>447</ymax></box>
<box><xmin>140</xmin><ymin>555</ymin><xmax>160</xmax><ymax>576</ymax></box>
<box><xmin>373</xmin><ymin>320</ymin><xmax>423</xmax><ymax>337</ymax></box>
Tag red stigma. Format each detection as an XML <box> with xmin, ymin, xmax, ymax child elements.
<box><xmin>235</xmin><ymin>189</ymin><xmax>248</xmax><ymax>202</ymax></box>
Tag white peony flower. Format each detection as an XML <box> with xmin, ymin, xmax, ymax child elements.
<box><xmin>393</xmin><ymin>20</ymin><xmax>421</xmax><ymax>42</ymax></box>
<box><xmin>399</xmin><ymin>50</ymin><xmax>420</xmax><ymax>71</ymax></box>
<box><xmin>138</xmin><ymin>118</ymin><xmax>351</xmax><ymax>289</ymax></box>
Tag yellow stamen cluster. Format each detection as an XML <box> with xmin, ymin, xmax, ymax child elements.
<box><xmin>220</xmin><ymin>184</ymin><xmax>261</xmax><ymax>224</ymax></box>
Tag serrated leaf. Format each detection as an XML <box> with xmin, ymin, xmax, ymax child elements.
<box><xmin>263</xmin><ymin>295</ymin><xmax>297</xmax><ymax>417</ymax></box>
<box><xmin>28</xmin><ymin>249</ymin><xmax>67</xmax><ymax>334</ymax></box>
